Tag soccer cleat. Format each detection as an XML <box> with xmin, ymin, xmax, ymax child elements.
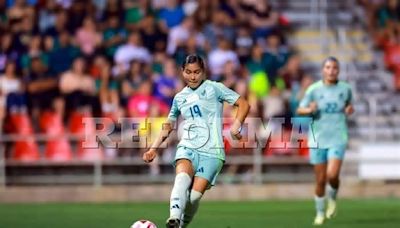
<box><xmin>326</xmin><ymin>198</ymin><xmax>337</xmax><ymax>219</ymax></box>
<box><xmin>313</xmin><ymin>214</ymin><xmax>325</xmax><ymax>226</ymax></box>
<box><xmin>165</xmin><ymin>217</ymin><xmax>180</xmax><ymax>228</ymax></box>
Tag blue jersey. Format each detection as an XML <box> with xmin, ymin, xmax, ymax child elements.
<box><xmin>299</xmin><ymin>80</ymin><xmax>352</xmax><ymax>148</ymax></box>
<box><xmin>168</xmin><ymin>80</ymin><xmax>240</xmax><ymax>160</ymax></box>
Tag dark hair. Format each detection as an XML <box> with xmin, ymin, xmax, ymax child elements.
<box><xmin>181</xmin><ymin>54</ymin><xmax>205</xmax><ymax>70</ymax></box>
<box><xmin>322</xmin><ymin>56</ymin><xmax>340</xmax><ymax>67</ymax></box>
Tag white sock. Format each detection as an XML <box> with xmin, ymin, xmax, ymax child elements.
<box><xmin>327</xmin><ymin>184</ymin><xmax>338</xmax><ymax>200</ymax></box>
<box><xmin>183</xmin><ymin>190</ymin><xmax>203</xmax><ymax>227</ymax></box>
<box><xmin>314</xmin><ymin>195</ymin><xmax>325</xmax><ymax>217</ymax></box>
<box><xmin>170</xmin><ymin>173</ymin><xmax>192</xmax><ymax>220</ymax></box>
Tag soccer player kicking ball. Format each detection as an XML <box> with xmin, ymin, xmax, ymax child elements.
<box><xmin>143</xmin><ymin>55</ymin><xmax>250</xmax><ymax>228</ymax></box>
<box><xmin>297</xmin><ymin>57</ymin><xmax>354</xmax><ymax>225</ymax></box>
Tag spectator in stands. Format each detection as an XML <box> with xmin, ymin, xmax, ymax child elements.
<box><xmin>235</xmin><ymin>24</ymin><xmax>254</xmax><ymax>64</ymax></box>
<box><xmin>90</xmin><ymin>55</ymin><xmax>120</xmax><ymax>118</ymax></box>
<box><xmin>67</xmin><ymin>0</ymin><xmax>93</xmax><ymax>33</ymax></box>
<box><xmin>121</xmin><ymin>60</ymin><xmax>147</xmax><ymax>106</ymax></box>
<box><xmin>355</xmin><ymin>0</ymin><xmax>380</xmax><ymax>35</ymax></box>
<box><xmin>75</xmin><ymin>17</ymin><xmax>102</xmax><ymax>59</ymax></box>
<box><xmin>7</xmin><ymin>0</ymin><xmax>35</xmax><ymax>23</ymax></box>
<box><xmin>151</xmin><ymin>47</ymin><xmax>168</xmax><ymax>74</ymax></box>
<box><xmin>38</xmin><ymin>0</ymin><xmax>58</xmax><ymax>33</ymax></box>
<box><xmin>153</xmin><ymin>58</ymin><xmax>182</xmax><ymax>107</ymax></box>
<box><xmin>158</xmin><ymin>0</ymin><xmax>185</xmax><ymax>31</ymax></box>
<box><xmin>203</xmin><ymin>10</ymin><xmax>236</xmax><ymax>50</ymax></box>
<box><xmin>103</xmin><ymin>15</ymin><xmax>127</xmax><ymax>59</ymax></box>
<box><xmin>48</xmin><ymin>30</ymin><xmax>79</xmax><ymax>75</ymax></box>
<box><xmin>173</xmin><ymin>35</ymin><xmax>206</xmax><ymax>66</ymax></box>
<box><xmin>14</xmin><ymin>16</ymin><xmax>38</xmax><ymax>53</ymax></box>
<box><xmin>0</xmin><ymin>1</ymin><xmax>8</xmax><ymax>33</ymax></box>
<box><xmin>219</xmin><ymin>60</ymin><xmax>240</xmax><ymax>89</ymax></box>
<box><xmin>383</xmin><ymin>23</ymin><xmax>400</xmax><ymax>91</ymax></box>
<box><xmin>127</xmin><ymin>80</ymin><xmax>168</xmax><ymax>118</ymax></box>
<box><xmin>166</xmin><ymin>16</ymin><xmax>205</xmax><ymax>56</ymax></box>
<box><xmin>114</xmin><ymin>31</ymin><xmax>152</xmax><ymax>71</ymax></box>
<box><xmin>0</xmin><ymin>33</ymin><xmax>19</xmax><ymax>73</ymax></box>
<box><xmin>44</xmin><ymin>10</ymin><xmax>68</xmax><ymax>38</ymax></box>
<box><xmin>279</xmin><ymin>54</ymin><xmax>306</xmax><ymax>90</ymax></box>
<box><xmin>124</xmin><ymin>0</ymin><xmax>149</xmax><ymax>30</ymax></box>
<box><xmin>377</xmin><ymin>0</ymin><xmax>400</xmax><ymax>27</ymax></box>
<box><xmin>43</xmin><ymin>35</ymin><xmax>55</xmax><ymax>54</ymax></box>
<box><xmin>262</xmin><ymin>32</ymin><xmax>290</xmax><ymax>85</ymax></box>
<box><xmin>249</xmin><ymin>0</ymin><xmax>279</xmax><ymax>40</ymax></box>
<box><xmin>208</xmin><ymin>37</ymin><xmax>239</xmax><ymax>78</ymax></box>
<box><xmin>59</xmin><ymin>57</ymin><xmax>96</xmax><ymax>116</ymax></box>
<box><xmin>0</xmin><ymin>61</ymin><xmax>26</xmax><ymax>114</ymax></box>
<box><xmin>192</xmin><ymin>0</ymin><xmax>217</xmax><ymax>29</ymax></box>
<box><xmin>55</xmin><ymin>0</ymin><xmax>72</xmax><ymax>9</ymax></box>
<box><xmin>245</xmin><ymin>43</ymin><xmax>266</xmax><ymax>75</ymax></box>
<box><xmin>262</xmin><ymin>86</ymin><xmax>285</xmax><ymax>119</ymax></box>
<box><xmin>139</xmin><ymin>14</ymin><xmax>167</xmax><ymax>53</ymax></box>
<box><xmin>20</xmin><ymin>35</ymin><xmax>48</xmax><ymax>75</ymax></box>
<box><xmin>25</xmin><ymin>57</ymin><xmax>62</xmax><ymax>119</ymax></box>
<box><xmin>101</xmin><ymin>0</ymin><xmax>124</xmax><ymax>24</ymax></box>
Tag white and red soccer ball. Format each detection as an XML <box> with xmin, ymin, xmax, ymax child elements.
<box><xmin>130</xmin><ymin>220</ymin><xmax>157</xmax><ymax>228</ymax></box>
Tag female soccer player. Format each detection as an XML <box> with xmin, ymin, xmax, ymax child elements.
<box><xmin>297</xmin><ymin>56</ymin><xmax>354</xmax><ymax>225</ymax></box>
<box><xmin>143</xmin><ymin>54</ymin><xmax>250</xmax><ymax>228</ymax></box>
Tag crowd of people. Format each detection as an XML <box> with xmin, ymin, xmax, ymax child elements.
<box><xmin>359</xmin><ymin>0</ymin><xmax>400</xmax><ymax>91</ymax></box>
<box><xmin>0</xmin><ymin>0</ymin><xmax>313</xmax><ymax>161</ymax></box>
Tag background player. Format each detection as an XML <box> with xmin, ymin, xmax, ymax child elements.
<box><xmin>297</xmin><ymin>56</ymin><xmax>354</xmax><ymax>225</ymax></box>
<box><xmin>143</xmin><ymin>54</ymin><xmax>250</xmax><ymax>228</ymax></box>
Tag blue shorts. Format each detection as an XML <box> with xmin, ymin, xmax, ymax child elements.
<box><xmin>174</xmin><ymin>147</ymin><xmax>224</xmax><ymax>188</ymax></box>
<box><xmin>309</xmin><ymin>145</ymin><xmax>346</xmax><ymax>165</ymax></box>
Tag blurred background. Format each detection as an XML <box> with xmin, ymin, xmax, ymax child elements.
<box><xmin>0</xmin><ymin>0</ymin><xmax>399</xmax><ymax>205</ymax></box>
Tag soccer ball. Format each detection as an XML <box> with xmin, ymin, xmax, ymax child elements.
<box><xmin>130</xmin><ymin>220</ymin><xmax>157</xmax><ymax>228</ymax></box>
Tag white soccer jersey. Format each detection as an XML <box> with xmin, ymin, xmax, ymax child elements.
<box><xmin>168</xmin><ymin>80</ymin><xmax>240</xmax><ymax>160</ymax></box>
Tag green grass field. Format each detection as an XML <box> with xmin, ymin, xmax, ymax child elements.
<box><xmin>0</xmin><ymin>199</ymin><xmax>399</xmax><ymax>228</ymax></box>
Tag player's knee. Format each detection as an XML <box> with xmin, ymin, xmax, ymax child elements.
<box><xmin>316</xmin><ymin>177</ymin><xmax>326</xmax><ymax>187</ymax></box>
<box><xmin>189</xmin><ymin>190</ymin><xmax>203</xmax><ymax>205</ymax></box>
<box><xmin>174</xmin><ymin>172</ymin><xmax>192</xmax><ymax>188</ymax></box>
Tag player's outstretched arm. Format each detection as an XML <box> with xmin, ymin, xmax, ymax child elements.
<box><xmin>231</xmin><ymin>96</ymin><xmax>250</xmax><ymax>140</ymax></box>
<box><xmin>143</xmin><ymin>121</ymin><xmax>175</xmax><ymax>163</ymax></box>
<box><xmin>297</xmin><ymin>102</ymin><xmax>318</xmax><ymax>115</ymax></box>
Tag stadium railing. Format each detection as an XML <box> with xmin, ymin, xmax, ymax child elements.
<box><xmin>0</xmin><ymin>133</ymin><xmax>312</xmax><ymax>187</ymax></box>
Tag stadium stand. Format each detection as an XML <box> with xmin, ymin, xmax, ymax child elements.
<box><xmin>0</xmin><ymin>0</ymin><xmax>399</xmax><ymax>186</ymax></box>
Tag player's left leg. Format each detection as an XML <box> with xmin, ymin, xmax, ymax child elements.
<box><xmin>182</xmin><ymin>156</ymin><xmax>223</xmax><ymax>227</ymax></box>
<box><xmin>181</xmin><ymin>177</ymin><xmax>208</xmax><ymax>228</ymax></box>
<box><xmin>325</xmin><ymin>158</ymin><xmax>343</xmax><ymax>219</ymax></box>
<box><xmin>325</xmin><ymin>146</ymin><xmax>345</xmax><ymax>219</ymax></box>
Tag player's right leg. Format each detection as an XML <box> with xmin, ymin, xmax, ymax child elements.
<box><xmin>166</xmin><ymin>159</ymin><xmax>194</xmax><ymax>228</ymax></box>
<box><xmin>310</xmin><ymin>148</ymin><xmax>328</xmax><ymax>226</ymax></box>
<box><xmin>325</xmin><ymin>153</ymin><xmax>344</xmax><ymax>219</ymax></box>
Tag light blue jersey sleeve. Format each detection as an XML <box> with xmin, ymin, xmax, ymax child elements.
<box><xmin>299</xmin><ymin>82</ymin><xmax>320</xmax><ymax>108</ymax></box>
<box><xmin>167</xmin><ymin>97</ymin><xmax>180</xmax><ymax>121</ymax></box>
<box><xmin>299</xmin><ymin>84</ymin><xmax>316</xmax><ymax>108</ymax></box>
<box><xmin>213</xmin><ymin>82</ymin><xmax>240</xmax><ymax>105</ymax></box>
